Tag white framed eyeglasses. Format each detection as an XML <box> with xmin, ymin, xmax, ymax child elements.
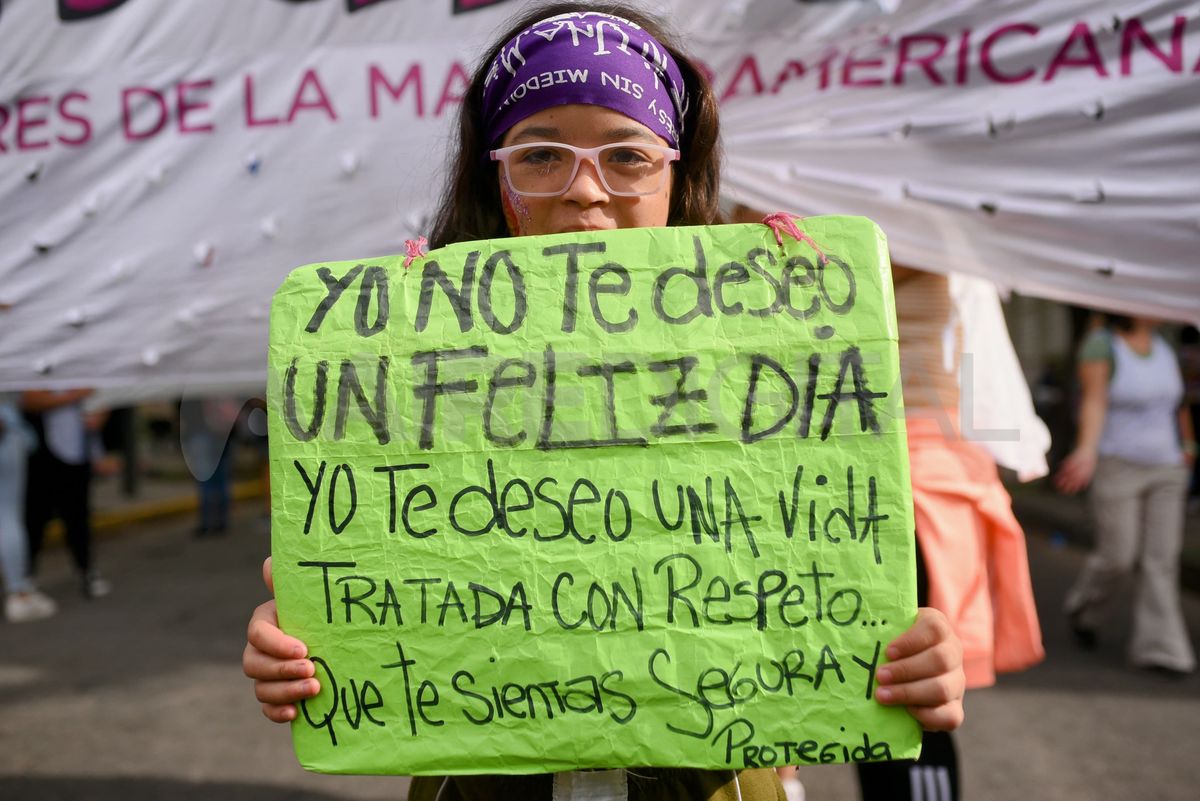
<box><xmin>490</xmin><ymin>141</ymin><xmax>680</xmax><ymax>197</ymax></box>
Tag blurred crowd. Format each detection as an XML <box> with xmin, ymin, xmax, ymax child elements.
<box><xmin>0</xmin><ymin>392</ymin><xmax>268</xmax><ymax>623</ymax></box>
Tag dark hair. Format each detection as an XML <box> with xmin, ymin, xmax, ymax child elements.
<box><xmin>428</xmin><ymin>2</ymin><xmax>722</xmax><ymax>248</ymax></box>
<box><xmin>1104</xmin><ymin>313</ymin><xmax>1134</xmax><ymax>332</ymax></box>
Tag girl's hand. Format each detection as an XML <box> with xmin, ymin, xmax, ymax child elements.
<box><xmin>874</xmin><ymin>607</ymin><xmax>965</xmax><ymax>731</ymax></box>
<box><xmin>242</xmin><ymin>557</ymin><xmax>320</xmax><ymax>723</ymax></box>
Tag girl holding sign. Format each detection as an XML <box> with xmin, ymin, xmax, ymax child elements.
<box><xmin>244</xmin><ymin>4</ymin><xmax>965</xmax><ymax>799</ymax></box>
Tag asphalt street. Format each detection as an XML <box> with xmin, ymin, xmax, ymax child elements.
<box><xmin>1</xmin><ymin>504</ymin><xmax>1197</xmax><ymax>801</ymax></box>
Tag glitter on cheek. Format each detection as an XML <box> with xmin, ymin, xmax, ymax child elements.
<box><xmin>503</xmin><ymin>174</ymin><xmax>532</xmax><ymax>233</ymax></box>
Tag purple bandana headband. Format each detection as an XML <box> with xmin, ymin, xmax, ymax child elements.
<box><xmin>481</xmin><ymin>12</ymin><xmax>689</xmax><ymax>148</ymax></box>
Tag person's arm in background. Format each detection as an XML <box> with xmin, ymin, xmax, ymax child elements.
<box><xmin>1054</xmin><ymin>356</ymin><xmax>1111</xmax><ymax>494</ymax></box>
<box><xmin>1180</xmin><ymin>405</ymin><xmax>1196</xmax><ymax>468</ymax></box>
<box><xmin>86</xmin><ymin>409</ymin><xmax>122</xmax><ymax>477</ymax></box>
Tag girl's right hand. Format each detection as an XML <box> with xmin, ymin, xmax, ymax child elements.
<box><xmin>242</xmin><ymin>557</ymin><xmax>320</xmax><ymax>723</ymax></box>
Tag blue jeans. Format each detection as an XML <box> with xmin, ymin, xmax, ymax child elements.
<box><xmin>0</xmin><ymin>417</ymin><xmax>33</xmax><ymax>593</ymax></box>
<box><xmin>195</xmin><ymin>440</ymin><xmax>232</xmax><ymax>532</ymax></box>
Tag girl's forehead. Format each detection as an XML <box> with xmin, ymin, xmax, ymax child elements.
<box><xmin>501</xmin><ymin>104</ymin><xmax>666</xmax><ymax>145</ymax></box>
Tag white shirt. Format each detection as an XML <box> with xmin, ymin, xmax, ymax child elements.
<box><xmin>43</xmin><ymin>401</ymin><xmax>88</xmax><ymax>465</ymax></box>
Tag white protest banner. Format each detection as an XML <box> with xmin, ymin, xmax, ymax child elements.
<box><xmin>1</xmin><ymin>0</ymin><xmax>1197</xmax><ymax>395</ymax></box>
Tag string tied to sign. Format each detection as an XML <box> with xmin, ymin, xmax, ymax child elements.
<box><xmin>403</xmin><ymin>236</ymin><xmax>428</xmax><ymax>269</ymax></box>
<box><xmin>761</xmin><ymin>212</ymin><xmax>828</xmax><ymax>265</ymax></box>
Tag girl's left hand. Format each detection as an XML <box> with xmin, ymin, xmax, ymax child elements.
<box><xmin>874</xmin><ymin>607</ymin><xmax>965</xmax><ymax>731</ymax></box>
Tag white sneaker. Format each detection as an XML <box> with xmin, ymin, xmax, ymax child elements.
<box><xmin>5</xmin><ymin>591</ymin><xmax>58</xmax><ymax>623</ymax></box>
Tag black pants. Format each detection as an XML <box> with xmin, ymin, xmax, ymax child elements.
<box><xmin>25</xmin><ymin>450</ymin><xmax>92</xmax><ymax>576</ymax></box>
<box><xmin>857</xmin><ymin>730</ymin><xmax>959</xmax><ymax>801</ymax></box>
<box><xmin>857</xmin><ymin>541</ymin><xmax>960</xmax><ymax>801</ymax></box>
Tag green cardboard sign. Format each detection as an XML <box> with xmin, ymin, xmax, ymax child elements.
<box><xmin>267</xmin><ymin>217</ymin><xmax>919</xmax><ymax>775</ymax></box>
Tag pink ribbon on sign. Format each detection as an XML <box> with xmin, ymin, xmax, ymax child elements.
<box><xmin>403</xmin><ymin>236</ymin><xmax>428</xmax><ymax>269</ymax></box>
<box><xmin>761</xmin><ymin>212</ymin><xmax>828</xmax><ymax>265</ymax></box>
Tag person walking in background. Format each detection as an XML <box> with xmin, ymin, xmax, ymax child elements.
<box><xmin>21</xmin><ymin>388</ymin><xmax>111</xmax><ymax>599</ymax></box>
<box><xmin>1179</xmin><ymin>326</ymin><xmax>1200</xmax><ymax>513</ymax></box>
<box><xmin>0</xmin><ymin>394</ymin><xmax>58</xmax><ymax>622</ymax></box>
<box><xmin>1056</xmin><ymin>314</ymin><xmax>1197</xmax><ymax>676</ymax></box>
<box><xmin>179</xmin><ymin>396</ymin><xmax>242</xmax><ymax>537</ymax></box>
